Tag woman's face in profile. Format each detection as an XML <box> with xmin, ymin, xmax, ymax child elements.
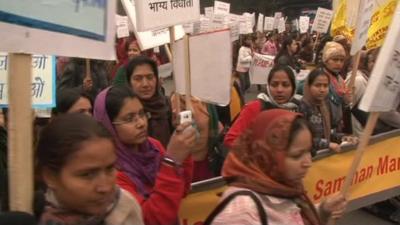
<box><xmin>283</xmin><ymin>127</ymin><xmax>312</xmax><ymax>185</ymax></box>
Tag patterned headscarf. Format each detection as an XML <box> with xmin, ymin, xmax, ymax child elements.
<box><xmin>223</xmin><ymin>109</ymin><xmax>320</xmax><ymax>225</ymax></box>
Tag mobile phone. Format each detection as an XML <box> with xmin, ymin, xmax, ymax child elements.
<box><xmin>179</xmin><ymin>110</ymin><xmax>192</xmax><ymax>124</ymax></box>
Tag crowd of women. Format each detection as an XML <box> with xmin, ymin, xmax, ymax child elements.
<box><xmin>1</xmin><ymin>26</ymin><xmax>400</xmax><ymax>225</ymax></box>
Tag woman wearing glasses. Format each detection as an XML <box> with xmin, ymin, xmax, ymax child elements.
<box><xmin>94</xmin><ymin>85</ymin><xmax>196</xmax><ymax>225</ymax></box>
<box><xmin>125</xmin><ymin>56</ymin><xmax>173</xmax><ymax>147</ymax></box>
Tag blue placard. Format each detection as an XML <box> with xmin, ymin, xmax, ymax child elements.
<box><xmin>0</xmin><ymin>54</ymin><xmax>56</xmax><ymax>108</ymax></box>
<box><xmin>0</xmin><ymin>0</ymin><xmax>107</xmax><ymax>41</ymax></box>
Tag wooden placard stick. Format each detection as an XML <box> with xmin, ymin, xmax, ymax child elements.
<box><xmin>183</xmin><ymin>34</ymin><xmax>193</xmax><ymax>111</ymax></box>
<box><xmin>348</xmin><ymin>51</ymin><xmax>362</xmax><ymax>105</ymax></box>
<box><xmin>327</xmin><ymin>112</ymin><xmax>380</xmax><ymax>225</ymax></box>
<box><xmin>313</xmin><ymin>32</ymin><xmax>320</xmax><ymax>51</ymax></box>
<box><xmin>8</xmin><ymin>53</ymin><xmax>33</xmax><ymax>212</ymax></box>
<box><xmin>168</xmin><ymin>26</ymin><xmax>182</xmax><ymax>113</ymax></box>
<box><xmin>85</xmin><ymin>58</ymin><xmax>91</xmax><ymax>79</ymax></box>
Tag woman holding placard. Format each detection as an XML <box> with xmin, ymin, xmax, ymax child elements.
<box><xmin>224</xmin><ymin>65</ymin><xmax>300</xmax><ymax>149</ymax></box>
<box><xmin>205</xmin><ymin>110</ymin><xmax>347</xmax><ymax>225</ymax></box>
<box><xmin>236</xmin><ymin>34</ymin><xmax>253</xmax><ymax>93</ymax></box>
<box><xmin>345</xmin><ymin>48</ymin><xmax>400</xmax><ymax>136</ymax></box>
<box><xmin>94</xmin><ymin>86</ymin><xmax>195</xmax><ymax>225</ymax></box>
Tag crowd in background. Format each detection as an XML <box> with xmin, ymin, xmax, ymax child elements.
<box><xmin>1</xmin><ymin>22</ymin><xmax>400</xmax><ymax>225</ymax></box>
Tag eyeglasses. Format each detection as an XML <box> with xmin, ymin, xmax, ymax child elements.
<box><xmin>112</xmin><ymin>110</ymin><xmax>151</xmax><ymax>125</ymax></box>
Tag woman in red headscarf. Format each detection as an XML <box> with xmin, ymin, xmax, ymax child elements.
<box><xmin>205</xmin><ymin>109</ymin><xmax>346</xmax><ymax>225</ymax></box>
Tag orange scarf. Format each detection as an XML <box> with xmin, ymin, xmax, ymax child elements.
<box><xmin>222</xmin><ymin>109</ymin><xmax>320</xmax><ymax>225</ymax></box>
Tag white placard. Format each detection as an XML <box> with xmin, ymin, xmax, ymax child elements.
<box><xmin>116</xmin><ymin>15</ymin><xmax>130</xmax><ymax>38</ymax></box>
<box><xmin>134</xmin><ymin>0</ymin><xmax>200</xmax><ymax>31</ymax></box>
<box><xmin>214</xmin><ymin>1</ymin><xmax>230</xmax><ymax>15</ymax></box>
<box><xmin>183</xmin><ymin>23</ymin><xmax>194</xmax><ymax>34</ymax></box>
<box><xmin>350</xmin><ymin>0</ymin><xmax>375</xmax><ymax>55</ymax></box>
<box><xmin>0</xmin><ymin>53</ymin><xmax>55</xmax><ymax>108</ymax></box>
<box><xmin>242</xmin><ymin>13</ymin><xmax>254</xmax><ymax>34</ymax></box>
<box><xmin>229</xmin><ymin>22</ymin><xmax>240</xmax><ymax>42</ymax></box>
<box><xmin>0</xmin><ymin>1</ymin><xmax>115</xmax><ymax>60</ymax></box>
<box><xmin>249</xmin><ymin>53</ymin><xmax>275</xmax><ymax>84</ymax></box>
<box><xmin>199</xmin><ymin>15</ymin><xmax>212</xmax><ymax>33</ymax></box>
<box><xmin>264</xmin><ymin>17</ymin><xmax>274</xmax><ymax>31</ymax></box>
<box><xmin>359</xmin><ymin>2</ymin><xmax>400</xmax><ymax>112</ymax></box>
<box><xmin>257</xmin><ymin>13</ymin><xmax>264</xmax><ymax>32</ymax></box>
<box><xmin>239</xmin><ymin>15</ymin><xmax>248</xmax><ymax>34</ymax></box>
<box><xmin>204</xmin><ymin>6</ymin><xmax>214</xmax><ymax>18</ymax></box>
<box><xmin>229</xmin><ymin>14</ymin><xmax>241</xmax><ymax>23</ymax></box>
<box><xmin>158</xmin><ymin>63</ymin><xmax>173</xmax><ymax>78</ymax></box>
<box><xmin>311</xmin><ymin>7</ymin><xmax>333</xmax><ymax>33</ymax></box>
<box><xmin>174</xmin><ymin>29</ymin><xmax>232</xmax><ymax>105</ymax></box>
<box><xmin>122</xmin><ymin>0</ymin><xmax>185</xmax><ymax>50</ymax></box>
<box><xmin>299</xmin><ymin>16</ymin><xmax>310</xmax><ymax>34</ymax></box>
<box><xmin>212</xmin><ymin>14</ymin><xmax>227</xmax><ymax>30</ymax></box>
<box><xmin>278</xmin><ymin>18</ymin><xmax>286</xmax><ymax>33</ymax></box>
<box><xmin>273</xmin><ymin>12</ymin><xmax>282</xmax><ymax>29</ymax></box>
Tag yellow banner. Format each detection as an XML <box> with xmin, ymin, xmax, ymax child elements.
<box><xmin>331</xmin><ymin>0</ymin><xmax>354</xmax><ymax>40</ymax></box>
<box><xmin>366</xmin><ymin>0</ymin><xmax>398</xmax><ymax>49</ymax></box>
<box><xmin>305</xmin><ymin>134</ymin><xmax>400</xmax><ymax>203</ymax></box>
<box><xmin>179</xmin><ymin>133</ymin><xmax>400</xmax><ymax>225</ymax></box>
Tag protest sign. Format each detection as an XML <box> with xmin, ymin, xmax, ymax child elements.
<box><xmin>273</xmin><ymin>12</ymin><xmax>282</xmax><ymax>29</ymax></box>
<box><xmin>0</xmin><ymin>53</ymin><xmax>55</xmax><ymax>108</ymax></box>
<box><xmin>134</xmin><ymin>0</ymin><xmax>200</xmax><ymax>31</ymax></box>
<box><xmin>214</xmin><ymin>1</ymin><xmax>230</xmax><ymax>15</ymax></box>
<box><xmin>212</xmin><ymin>13</ymin><xmax>227</xmax><ymax>30</ymax></box>
<box><xmin>249</xmin><ymin>53</ymin><xmax>274</xmax><ymax>84</ymax></box>
<box><xmin>204</xmin><ymin>6</ymin><xmax>214</xmax><ymax>18</ymax></box>
<box><xmin>277</xmin><ymin>17</ymin><xmax>286</xmax><ymax>33</ymax></box>
<box><xmin>264</xmin><ymin>17</ymin><xmax>274</xmax><ymax>31</ymax></box>
<box><xmin>359</xmin><ymin>2</ymin><xmax>400</xmax><ymax>112</ymax></box>
<box><xmin>238</xmin><ymin>15</ymin><xmax>248</xmax><ymax>34</ymax></box>
<box><xmin>158</xmin><ymin>63</ymin><xmax>173</xmax><ymax>78</ymax></box>
<box><xmin>311</xmin><ymin>7</ymin><xmax>333</xmax><ymax>33</ymax></box>
<box><xmin>350</xmin><ymin>0</ymin><xmax>375</xmax><ymax>55</ymax></box>
<box><xmin>122</xmin><ymin>0</ymin><xmax>185</xmax><ymax>50</ymax></box>
<box><xmin>366</xmin><ymin>0</ymin><xmax>398</xmax><ymax>49</ymax></box>
<box><xmin>0</xmin><ymin>0</ymin><xmax>115</xmax><ymax>60</ymax></box>
<box><xmin>242</xmin><ymin>13</ymin><xmax>254</xmax><ymax>34</ymax></box>
<box><xmin>116</xmin><ymin>15</ymin><xmax>130</xmax><ymax>38</ymax></box>
<box><xmin>256</xmin><ymin>13</ymin><xmax>264</xmax><ymax>32</ymax></box>
<box><xmin>173</xmin><ymin>29</ymin><xmax>232</xmax><ymax>105</ymax></box>
<box><xmin>299</xmin><ymin>16</ymin><xmax>310</xmax><ymax>34</ymax></box>
<box><xmin>183</xmin><ymin>23</ymin><xmax>194</xmax><ymax>34</ymax></box>
<box><xmin>229</xmin><ymin>22</ymin><xmax>239</xmax><ymax>42</ymax></box>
